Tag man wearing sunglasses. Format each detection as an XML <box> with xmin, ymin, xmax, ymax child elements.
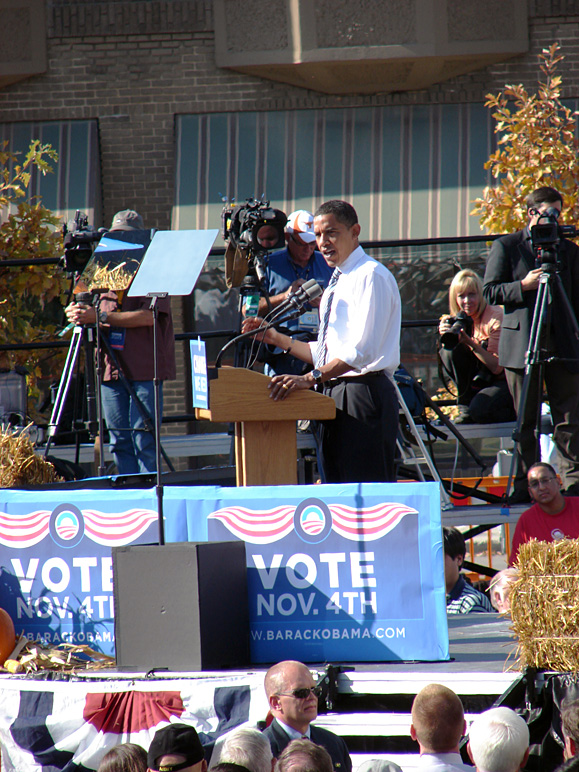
<box><xmin>484</xmin><ymin>186</ymin><xmax>579</xmax><ymax>504</ymax></box>
<box><xmin>263</xmin><ymin>660</ymin><xmax>352</xmax><ymax>772</ymax></box>
<box><xmin>508</xmin><ymin>462</ymin><xmax>579</xmax><ymax>565</ymax></box>
<box><xmin>258</xmin><ymin>210</ymin><xmax>332</xmax><ymax>377</ymax></box>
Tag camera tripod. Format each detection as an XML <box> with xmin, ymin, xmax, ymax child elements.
<box><xmin>505</xmin><ymin>256</ymin><xmax>579</xmax><ymax>497</ymax></box>
<box><xmin>44</xmin><ymin>313</ymin><xmax>174</xmax><ymax>476</ymax></box>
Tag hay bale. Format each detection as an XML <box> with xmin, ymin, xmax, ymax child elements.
<box><xmin>511</xmin><ymin>539</ymin><xmax>579</xmax><ymax>671</ymax></box>
<box><xmin>0</xmin><ymin>427</ymin><xmax>63</xmax><ymax>487</ymax></box>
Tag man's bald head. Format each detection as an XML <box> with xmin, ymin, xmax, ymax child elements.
<box><xmin>411</xmin><ymin>684</ymin><xmax>466</xmax><ymax>753</ymax></box>
<box><xmin>265</xmin><ymin>661</ymin><xmax>310</xmax><ymax>698</ymax></box>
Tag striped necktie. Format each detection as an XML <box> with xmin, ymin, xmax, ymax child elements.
<box><xmin>315</xmin><ymin>267</ymin><xmax>341</xmax><ymax>368</ymax></box>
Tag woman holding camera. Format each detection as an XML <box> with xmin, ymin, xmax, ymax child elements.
<box><xmin>438</xmin><ymin>269</ymin><xmax>515</xmax><ymax>423</ymax></box>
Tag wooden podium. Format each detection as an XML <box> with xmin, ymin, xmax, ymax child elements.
<box><xmin>195</xmin><ymin>367</ymin><xmax>335</xmax><ymax>486</ymax></box>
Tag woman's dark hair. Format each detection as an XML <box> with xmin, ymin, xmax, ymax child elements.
<box><xmin>98</xmin><ymin>743</ymin><xmax>147</xmax><ymax>772</ymax></box>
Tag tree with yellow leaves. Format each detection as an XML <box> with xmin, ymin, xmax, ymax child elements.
<box><xmin>0</xmin><ymin>140</ymin><xmax>68</xmax><ymax>409</ymax></box>
<box><xmin>472</xmin><ymin>43</ymin><xmax>579</xmax><ymax>234</ymax></box>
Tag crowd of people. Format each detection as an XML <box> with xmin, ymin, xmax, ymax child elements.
<box><xmin>91</xmin><ymin>662</ymin><xmax>578</xmax><ymax>772</ymax></box>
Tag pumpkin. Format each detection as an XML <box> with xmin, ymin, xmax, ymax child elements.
<box><xmin>0</xmin><ymin>608</ymin><xmax>16</xmax><ymax>665</ymax></box>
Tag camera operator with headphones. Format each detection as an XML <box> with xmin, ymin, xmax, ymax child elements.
<box><xmin>438</xmin><ymin>269</ymin><xmax>515</xmax><ymax>424</ymax></box>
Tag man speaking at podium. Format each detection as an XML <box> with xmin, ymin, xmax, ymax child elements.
<box><xmin>243</xmin><ymin>199</ymin><xmax>401</xmax><ymax>483</ymax></box>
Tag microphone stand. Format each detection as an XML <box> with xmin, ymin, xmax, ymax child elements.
<box><xmin>215</xmin><ymin>282</ymin><xmax>323</xmax><ymax>369</ymax></box>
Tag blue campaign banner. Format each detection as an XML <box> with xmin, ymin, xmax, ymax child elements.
<box><xmin>190</xmin><ymin>338</ymin><xmax>208</xmax><ymax>409</ymax></box>
<box><xmin>0</xmin><ymin>482</ymin><xmax>447</xmax><ymax>664</ymax></box>
<box><xmin>0</xmin><ymin>488</ymin><xmax>161</xmax><ymax>656</ymax></box>
<box><xmin>200</xmin><ymin>482</ymin><xmax>448</xmax><ymax>663</ymax></box>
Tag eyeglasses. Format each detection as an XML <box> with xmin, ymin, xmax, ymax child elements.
<box><xmin>277</xmin><ymin>686</ymin><xmax>323</xmax><ymax>699</ymax></box>
<box><xmin>528</xmin><ymin>476</ymin><xmax>558</xmax><ymax>489</ymax></box>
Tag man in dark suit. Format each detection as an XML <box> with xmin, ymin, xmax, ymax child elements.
<box><xmin>262</xmin><ymin>660</ymin><xmax>352</xmax><ymax>772</ymax></box>
<box><xmin>483</xmin><ymin>186</ymin><xmax>579</xmax><ymax>501</ymax></box>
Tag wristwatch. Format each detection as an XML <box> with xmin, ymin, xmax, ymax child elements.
<box><xmin>311</xmin><ymin>368</ymin><xmax>323</xmax><ymax>384</ymax></box>
<box><xmin>98</xmin><ymin>310</ymin><xmax>109</xmax><ymax>325</ymax></box>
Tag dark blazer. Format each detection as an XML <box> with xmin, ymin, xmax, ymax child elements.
<box><xmin>483</xmin><ymin>229</ymin><xmax>579</xmax><ymax>371</ymax></box>
<box><xmin>263</xmin><ymin>718</ymin><xmax>352</xmax><ymax>772</ymax></box>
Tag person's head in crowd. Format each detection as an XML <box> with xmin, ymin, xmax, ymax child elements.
<box><xmin>314</xmin><ymin>200</ymin><xmax>360</xmax><ymax>269</ymax></box>
<box><xmin>285</xmin><ymin>210</ymin><xmax>317</xmax><ymax>267</ymax></box>
<box><xmin>212</xmin><ymin>765</ymin><xmax>252</xmax><ymax>772</ymax></box>
<box><xmin>111</xmin><ymin>209</ymin><xmax>145</xmax><ymax>231</ymax></box>
<box><xmin>527</xmin><ymin>462</ymin><xmax>565</xmax><ymax>513</ymax></box>
<box><xmin>99</xmin><ymin>743</ymin><xmax>147</xmax><ymax>772</ymax></box>
<box><xmin>356</xmin><ymin>761</ymin><xmax>403</xmax><ymax>772</ymax></box>
<box><xmin>561</xmin><ymin>699</ymin><xmax>579</xmax><ymax>759</ymax></box>
<box><xmin>489</xmin><ymin>568</ymin><xmax>519</xmax><ymax>613</ymax></box>
<box><xmin>265</xmin><ymin>660</ymin><xmax>321</xmax><ymax>735</ymax></box>
<box><xmin>410</xmin><ymin>683</ymin><xmax>466</xmax><ymax>754</ymax></box>
<box><xmin>448</xmin><ymin>269</ymin><xmax>487</xmax><ymax>321</ymax></box>
<box><xmin>275</xmin><ymin>739</ymin><xmax>333</xmax><ymax>772</ymax></box>
<box><xmin>218</xmin><ymin>727</ymin><xmax>273</xmax><ymax>772</ymax></box>
<box><xmin>526</xmin><ymin>186</ymin><xmax>564</xmax><ymax>228</ymax></box>
<box><xmin>467</xmin><ymin>707</ymin><xmax>529</xmax><ymax>772</ymax></box>
<box><xmin>443</xmin><ymin>527</ymin><xmax>466</xmax><ymax>594</ymax></box>
<box><xmin>554</xmin><ymin>758</ymin><xmax>579</xmax><ymax>772</ymax></box>
<box><xmin>147</xmin><ymin>723</ymin><xmax>207</xmax><ymax>772</ymax></box>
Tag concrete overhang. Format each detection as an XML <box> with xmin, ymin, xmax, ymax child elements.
<box><xmin>214</xmin><ymin>0</ymin><xmax>528</xmax><ymax>95</ymax></box>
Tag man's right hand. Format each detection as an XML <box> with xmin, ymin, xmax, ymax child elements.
<box><xmin>521</xmin><ymin>267</ymin><xmax>543</xmax><ymax>291</ymax></box>
<box><xmin>241</xmin><ymin>316</ymin><xmax>277</xmax><ymax>345</ymax></box>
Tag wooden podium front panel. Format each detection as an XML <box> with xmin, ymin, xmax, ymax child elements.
<box><xmin>236</xmin><ymin>420</ymin><xmax>297</xmax><ymax>486</ymax></box>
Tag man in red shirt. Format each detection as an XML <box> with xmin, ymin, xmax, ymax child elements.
<box><xmin>509</xmin><ymin>462</ymin><xmax>579</xmax><ymax>565</ymax></box>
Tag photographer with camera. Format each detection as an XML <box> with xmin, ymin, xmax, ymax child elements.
<box><xmin>65</xmin><ymin>209</ymin><xmax>176</xmax><ymax>475</ymax></box>
<box><xmin>257</xmin><ymin>210</ymin><xmax>333</xmax><ymax>376</ymax></box>
<box><xmin>438</xmin><ymin>269</ymin><xmax>515</xmax><ymax>424</ymax></box>
<box><xmin>483</xmin><ymin>186</ymin><xmax>579</xmax><ymax>503</ymax></box>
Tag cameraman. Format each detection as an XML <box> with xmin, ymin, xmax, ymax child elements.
<box><xmin>257</xmin><ymin>210</ymin><xmax>332</xmax><ymax>376</ymax></box>
<box><xmin>65</xmin><ymin>209</ymin><xmax>176</xmax><ymax>475</ymax></box>
<box><xmin>483</xmin><ymin>186</ymin><xmax>579</xmax><ymax>503</ymax></box>
<box><xmin>438</xmin><ymin>269</ymin><xmax>515</xmax><ymax>424</ymax></box>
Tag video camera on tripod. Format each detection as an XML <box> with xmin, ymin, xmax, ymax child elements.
<box><xmin>531</xmin><ymin>207</ymin><xmax>578</xmax><ymax>266</ymax></box>
<box><xmin>221</xmin><ymin>198</ymin><xmax>287</xmax><ymax>312</ymax></box>
<box><xmin>61</xmin><ymin>210</ymin><xmax>107</xmax><ymax>275</ymax></box>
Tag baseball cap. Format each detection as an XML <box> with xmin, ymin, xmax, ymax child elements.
<box><xmin>285</xmin><ymin>210</ymin><xmax>317</xmax><ymax>243</ymax></box>
<box><xmin>148</xmin><ymin>723</ymin><xmax>205</xmax><ymax>771</ymax></box>
<box><xmin>110</xmin><ymin>209</ymin><xmax>144</xmax><ymax>231</ymax></box>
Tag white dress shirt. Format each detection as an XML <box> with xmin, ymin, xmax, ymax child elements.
<box><xmin>416</xmin><ymin>752</ymin><xmax>475</xmax><ymax>772</ymax></box>
<box><xmin>308</xmin><ymin>245</ymin><xmax>401</xmax><ymax>376</ymax></box>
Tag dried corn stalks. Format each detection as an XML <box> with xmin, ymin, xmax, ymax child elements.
<box><xmin>510</xmin><ymin>539</ymin><xmax>579</xmax><ymax>671</ymax></box>
<box><xmin>0</xmin><ymin>426</ymin><xmax>63</xmax><ymax>487</ymax></box>
<box><xmin>2</xmin><ymin>637</ymin><xmax>114</xmax><ymax>674</ymax></box>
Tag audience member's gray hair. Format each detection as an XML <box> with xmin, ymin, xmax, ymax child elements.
<box><xmin>468</xmin><ymin>707</ymin><xmax>529</xmax><ymax>772</ymax></box>
<box><xmin>275</xmin><ymin>739</ymin><xmax>333</xmax><ymax>772</ymax></box>
<box><xmin>219</xmin><ymin>728</ymin><xmax>272</xmax><ymax>772</ymax></box>
<box><xmin>356</xmin><ymin>760</ymin><xmax>403</xmax><ymax>772</ymax></box>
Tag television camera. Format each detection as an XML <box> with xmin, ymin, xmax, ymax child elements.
<box><xmin>531</xmin><ymin>207</ymin><xmax>578</xmax><ymax>266</ymax></box>
<box><xmin>61</xmin><ymin>210</ymin><xmax>107</xmax><ymax>274</ymax></box>
<box><xmin>221</xmin><ymin>198</ymin><xmax>287</xmax><ymax>307</ymax></box>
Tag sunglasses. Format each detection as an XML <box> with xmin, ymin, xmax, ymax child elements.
<box><xmin>277</xmin><ymin>685</ymin><xmax>323</xmax><ymax>699</ymax></box>
<box><xmin>528</xmin><ymin>476</ymin><xmax>558</xmax><ymax>489</ymax></box>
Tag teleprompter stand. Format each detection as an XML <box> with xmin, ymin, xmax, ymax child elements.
<box><xmin>505</xmin><ymin>256</ymin><xmax>579</xmax><ymax>498</ymax></box>
<box><xmin>128</xmin><ymin>227</ymin><xmax>219</xmax><ymax>544</ymax></box>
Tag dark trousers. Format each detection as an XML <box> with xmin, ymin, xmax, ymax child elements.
<box><xmin>439</xmin><ymin>344</ymin><xmax>515</xmax><ymax>423</ymax></box>
<box><xmin>505</xmin><ymin>363</ymin><xmax>579</xmax><ymax>492</ymax></box>
<box><xmin>317</xmin><ymin>373</ymin><xmax>398</xmax><ymax>483</ymax></box>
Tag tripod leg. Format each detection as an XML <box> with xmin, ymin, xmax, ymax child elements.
<box><xmin>44</xmin><ymin>327</ymin><xmax>85</xmax><ymax>457</ymax></box>
<box><xmin>505</xmin><ymin>278</ymin><xmax>550</xmax><ymax>498</ymax></box>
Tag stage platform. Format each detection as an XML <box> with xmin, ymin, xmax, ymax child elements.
<box><xmin>0</xmin><ymin>615</ymin><xmax>523</xmax><ymax>772</ymax></box>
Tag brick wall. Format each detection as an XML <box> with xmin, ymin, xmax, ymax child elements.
<box><xmin>1</xmin><ymin>0</ymin><xmax>579</xmax><ymax>434</ymax></box>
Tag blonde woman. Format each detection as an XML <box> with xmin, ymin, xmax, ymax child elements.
<box><xmin>438</xmin><ymin>269</ymin><xmax>515</xmax><ymax>423</ymax></box>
